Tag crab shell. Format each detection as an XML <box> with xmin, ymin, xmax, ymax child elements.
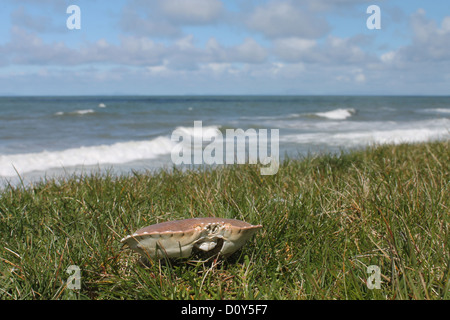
<box><xmin>121</xmin><ymin>217</ymin><xmax>262</xmax><ymax>259</ymax></box>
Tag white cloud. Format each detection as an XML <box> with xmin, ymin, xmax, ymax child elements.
<box><xmin>384</xmin><ymin>10</ymin><xmax>450</xmax><ymax>64</ymax></box>
<box><xmin>228</xmin><ymin>38</ymin><xmax>268</xmax><ymax>63</ymax></box>
<box><xmin>201</xmin><ymin>62</ymin><xmax>232</xmax><ymax>75</ymax></box>
<box><xmin>2</xmin><ymin>26</ymin><xmax>168</xmax><ymax>67</ymax></box>
<box><xmin>441</xmin><ymin>16</ymin><xmax>450</xmax><ymax>33</ymax></box>
<box><xmin>159</xmin><ymin>0</ymin><xmax>224</xmax><ymax>24</ymax></box>
<box><xmin>410</xmin><ymin>10</ymin><xmax>450</xmax><ymax>61</ymax></box>
<box><xmin>203</xmin><ymin>37</ymin><xmax>268</xmax><ymax>64</ymax></box>
<box><xmin>1</xmin><ymin>24</ymin><xmax>269</xmax><ymax>73</ymax></box>
<box><xmin>11</xmin><ymin>6</ymin><xmax>60</xmax><ymax>33</ymax></box>
<box><xmin>120</xmin><ymin>6</ymin><xmax>181</xmax><ymax>38</ymax></box>
<box><xmin>354</xmin><ymin>73</ymin><xmax>366</xmax><ymax>83</ymax></box>
<box><xmin>246</xmin><ymin>1</ymin><xmax>329</xmax><ymax>39</ymax></box>
<box><xmin>120</xmin><ymin>0</ymin><xmax>225</xmax><ymax>37</ymax></box>
<box><xmin>175</xmin><ymin>34</ymin><xmax>196</xmax><ymax>50</ymax></box>
<box><xmin>273</xmin><ymin>38</ymin><xmax>317</xmax><ymax>62</ymax></box>
<box><xmin>2</xmin><ymin>1</ymin><xmax>450</xmax><ymax>95</ymax></box>
<box><xmin>305</xmin><ymin>0</ymin><xmax>379</xmax><ymax>12</ymax></box>
<box><xmin>274</xmin><ymin>35</ymin><xmax>373</xmax><ymax>65</ymax></box>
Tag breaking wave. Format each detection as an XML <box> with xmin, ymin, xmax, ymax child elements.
<box><xmin>0</xmin><ymin>136</ymin><xmax>174</xmax><ymax>177</ymax></box>
<box><xmin>281</xmin><ymin>119</ymin><xmax>450</xmax><ymax>146</ymax></box>
<box><xmin>314</xmin><ymin>108</ymin><xmax>356</xmax><ymax>120</ymax></box>
<box><xmin>419</xmin><ymin>108</ymin><xmax>450</xmax><ymax>115</ymax></box>
<box><xmin>54</xmin><ymin>109</ymin><xmax>96</xmax><ymax>116</ymax></box>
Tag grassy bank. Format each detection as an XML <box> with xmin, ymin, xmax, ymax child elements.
<box><xmin>0</xmin><ymin>141</ymin><xmax>448</xmax><ymax>300</ymax></box>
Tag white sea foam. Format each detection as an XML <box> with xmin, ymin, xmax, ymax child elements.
<box><xmin>315</xmin><ymin>108</ymin><xmax>356</xmax><ymax>120</ymax></box>
<box><xmin>0</xmin><ymin>136</ymin><xmax>174</xmax><ymax>177</ymax></box>
<box><xmin>240</xmin><ymin>109</ymin><xmax>356</xmax><ymax>122</ymax></box>
<box><xmin>98</xmin><ymin>103</ymin><xmax>106</xmax><ymax>108</ymax></box>
<box><xmin>55</xmin><ymin>109</ymin><xmax>96</xmax><ymax>116</ymax></box>
<box><xmin>73</xmin><ymin>109</ymin><xmax>95</xmax><ymax>115</ymax></box>
<box><xmin>281</xmin><ymin>121</ymin><xmax>450</xmax><ymax>147</ymax></box>
<box><xmin>420</xmin><ymin>108</ymin><xmax>450</xmax><ymax>114</ymax></box>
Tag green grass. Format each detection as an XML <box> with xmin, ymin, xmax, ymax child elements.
<box><xmin>0</xmin><ymin>141</ymin><xmax>448</xmax><ymax>300</ymax></box>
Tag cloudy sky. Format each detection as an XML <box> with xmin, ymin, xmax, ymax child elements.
<box><xmin>0</xmin><ymin>0</ymin><xmax>449</xmax><ymax>95</ymax></box>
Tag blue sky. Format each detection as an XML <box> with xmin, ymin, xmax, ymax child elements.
<box><xmin>0</xmin><ymin>0</ymin><xmax>449</xmax><ymax>95</ymax></box>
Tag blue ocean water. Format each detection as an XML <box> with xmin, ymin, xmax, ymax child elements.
<box><xmin>0</xmin><ymin>96</ymin><xmax>449</xmax><ymax>185</ymax></box>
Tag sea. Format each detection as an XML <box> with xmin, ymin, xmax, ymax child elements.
<box><xmin>0</xmin><ymin>95</ymin><xmax>449</xmax><ymax>186</ymax></box>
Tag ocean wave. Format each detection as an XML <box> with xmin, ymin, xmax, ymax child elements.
<box><xmin>240</xmin><ymin>110</ymin><xmax>356</xmax><ymax>122</ymax></box>
<box><xmin>281</xmin><ymin>126</ymin><xmax>449</xmax><ymax>146</ymax></box>
<box><xmin>315</xmin><ymin>108</ymin><xmax>356</xmax><ymax>120</ymax></box>
<box><xmin>419</xmin><ymin>108</ymin><xmax>450</xmax><ymax>114</ymax></box>
<box><xmin>54</xmin><ymin>109</ymin><xmax>96</xmax><ymax>116</ymax></box>
<box><xmin>173</xmin><ymin>124</ymin><xmax>222</xmax><ymax>140</ymax></box>
<box><xmin>0</xmin><ymin>136</ymin><xmax>174</xmax><ymax>177</ymax></box>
